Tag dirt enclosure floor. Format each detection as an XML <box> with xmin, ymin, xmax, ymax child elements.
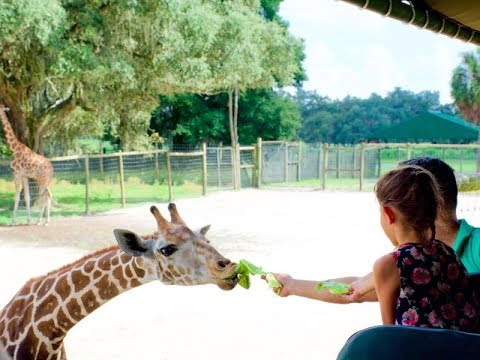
<box><xmin>0</xmin><ymin>189</ymin><xmax>478</xmax><ymax>360</ymax></box>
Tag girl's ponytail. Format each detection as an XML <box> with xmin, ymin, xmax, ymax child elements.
<box><xmin>375</xmin><ymin>165</ymin><xmax>443</xmax><ymax>242</ymax></box>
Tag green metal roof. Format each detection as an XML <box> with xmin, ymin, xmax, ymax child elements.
<box><xmin>371</xmin><ymin>111</ymin><xmax>479</xmax><ymax>143</ymax></box>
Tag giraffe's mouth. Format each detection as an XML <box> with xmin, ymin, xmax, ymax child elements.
<box><xmin>224</xmin><ymin>273</ymin><xmax>238</xmax><ymax>284</ymax></box>
<box><xmin>218</xmin><ymin>270</ymin><xmax>238</xmax><ymax>290</ymax></box>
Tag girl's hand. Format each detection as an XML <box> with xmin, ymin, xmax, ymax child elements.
<box><xmin>262</xmin><ymin>273</ymin><xmax>293</xmax><ymax>297</ymax></box>
<box><xmin>344</xmin><ymin>275</ymin><xmax>373</xmax><ymax>302</ymax></box>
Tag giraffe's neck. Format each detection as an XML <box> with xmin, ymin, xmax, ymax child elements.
<box><xmin>0</xmin><ymin>246</ymin><xmax>157</xmax><ymax>360</ymax></box>
<box><xmin>0</xmin><ymin>110</ymin><xmax>20</xmax><ymax>153</ymax></box>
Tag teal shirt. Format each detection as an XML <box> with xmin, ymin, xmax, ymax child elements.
<box><xmin>452</xmin><ymin>219</ymin><xmax>480</xmax><ymax>274</ymax></box>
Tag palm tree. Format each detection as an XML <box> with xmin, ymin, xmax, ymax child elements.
<box><xmin>451</xmin><ymin>49</ymin><xmax>480</xmax><ymax>171</ymax></box>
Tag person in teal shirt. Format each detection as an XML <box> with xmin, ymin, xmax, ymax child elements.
<box><xmin>453</xmin><ymin>219</ymin><xmax>480</xmax><ymax>274</ymax></box>
<box><xmin>267</xmin><ymin>157</ymin><xmax>480</xmax><ymax>303</ymax></box>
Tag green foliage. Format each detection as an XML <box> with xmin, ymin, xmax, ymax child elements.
<box><xmin>451</xmin><ymin>49</ymin><xmax>480</xmax><ymax>125</ymax></box>
<box><xmin>458</xmin><ymin>178</ymin><xmax>480</xmax><ymax>191</ymax></box>
<box><xmin>0</xmin><ymin>141</ymin><xmax>11</xmax><ymax>156</ymax></box>
<box><xmin>296</xmin><ymin>87</ymin><xmax>457</xmax><ymax>144</ymax></box>
<box><xmin>234</xmin><ymin>259</ymin><xmax>281</xmax><ymax>290</ymax></box>
<box><xmin>151</xmin><ymin>89</ymin><xmax>301</xmax><ymax>145</ymax></box>
<box><xmin>315</xmin><ymin>280</ymin><xmax>350</xmax><ymax>295</ymax></box>
<box><xmin>1</xmin><ymin>0</ymin><xmax>301</xmax><ymax>152</ymax></box>
<box><xmin>0</xmin><ymin>176</ymin><xmax>202</xmax><ymax>226</ymax></box>
<box><xmin>260</xmin><ymin>0</ymin><xmax>282</xmax><ymax>21</ymax></box>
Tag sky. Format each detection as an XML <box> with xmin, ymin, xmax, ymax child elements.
<box><xmin>279</xmin><ymin>0</ymin><xmax>478</xmax><ymax>104</ymax></box>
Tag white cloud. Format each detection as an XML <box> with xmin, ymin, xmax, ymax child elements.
<box><xmin>280</xmin><ymin>0</ymin><xmax>477</xmax><ymax>103</ymax></box>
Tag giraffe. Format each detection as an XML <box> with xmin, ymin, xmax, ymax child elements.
<box><xmin>0</xmin><ymin>105</ymin><xmax>53</xmax><ymax>225</ymax></box>
<box><xmin>0</xmin><ymin>204</ymin><xmax>238</xmax><ymax>360</ymax></box>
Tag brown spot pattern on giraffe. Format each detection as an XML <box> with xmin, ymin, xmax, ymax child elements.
<box><xmin>0</xmin><ymin>203</ymin><xmax>236</xmax><ymax>359</ymax></box>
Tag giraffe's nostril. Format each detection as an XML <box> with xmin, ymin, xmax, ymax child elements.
<box><xmin>217</xmin><ymin>259</ymin><xmax>231</xmax><ymax>269</ymax></box>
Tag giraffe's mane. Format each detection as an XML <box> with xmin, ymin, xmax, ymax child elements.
<box><xmin>25</xmin><ymin>245</ymin><xmax>121</xmax><ymax>285</ymax></box>
<box><xmin>24</xmin><ymin>232</ymin><xmax>158</xmax><ymax>286</ymax></box>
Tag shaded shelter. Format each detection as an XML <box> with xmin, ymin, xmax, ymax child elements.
<box><xmin>371</xmin><ymin>111</ymin><xmax>479</xmax><ymax>143</ymax></box>
<box><xmin>340</xmin><ymin>0</ymin><xmax>480</xmax><ymax>46</ymax></box>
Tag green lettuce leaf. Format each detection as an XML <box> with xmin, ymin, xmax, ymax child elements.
<box><xmin>235</xmin><ymin>259</ymin><xmax>281</xmax><ymax>290</ymax></box>
<box><xmin>315</xmin><ymin>280</ymin><xmax>350</xmax><ymax>295</ymax></box>
<box><xmin>236</xmin><ymin>259</ymin><xmax>266</xmax><ymax>276</ymax></box>
<box><xmin>266</xmin><ymin>273</ymin><xmax>282</xmax><ymax>288</ymax></box>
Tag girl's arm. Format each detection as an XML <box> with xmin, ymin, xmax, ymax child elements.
<box><xmin>268</xmin><ymin>274</ymin><xmax>377</xmax><ymax>303</ymax></box>
<box><xmin>347</xmin><ymin>272</ymin><xmax>378</xmax><ymax>302</ymax></box>
<box><xmin>270</xmin><ymin>274</ymin><xmax>357</xmax><ymax>303</ymax></box>
<box><xmin>373</xmin><ymin>254</ymin><xmax>400</xmax><ymax>325</ymax></box>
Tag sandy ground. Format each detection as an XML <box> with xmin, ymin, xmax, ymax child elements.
<box><xmin>0</xmin><ymin>189</ymin><xmax>478</xmax><ymax>360</ymax></box>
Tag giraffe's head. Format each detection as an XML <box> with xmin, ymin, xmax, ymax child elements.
<box><xmin>113</xmin><ymin>204</ymin><xmax>238</xmax><ymax>290</ymax></box>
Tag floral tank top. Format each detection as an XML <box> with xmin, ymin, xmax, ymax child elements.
<box><xmin>393</xmin><ymin>239</ymin><xmax>478</xmax><ymax>332</ymax></box>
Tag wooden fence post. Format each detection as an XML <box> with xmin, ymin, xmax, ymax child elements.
<box><xmin>359</xmin><ymin>143</ymin><xmax>365</xmax><ymax>191</ymax></box>
<box><xmin>84</xmin><ymin>155</ymin><xmax>90</xmax><ymax>214</ymax></box>
<box><xmin>297</xmin><ymin>143</ymin><xmax>301</xmax><ymax>182</ymax></box>
<box><xmin>336</xmin><ymin>144</ymin><xmax>340</xmax><ymax>179</ymax></box>
<box><xmin>406</xmin><ymin>143</ymin><xmax>411</xmax><ymax>160</ymax></box>
<box><xmin>377</xmin><ymin>148</ymin><xmax>381</xmax><ymax>178</ymax></box>
<box><xmin>236</xmin><ymin>143</ymin><xmax>241</xmax><ymax>189</ymax></box>
<box><xmin>230</xmin><ymin>145</ymin><xmax>235</xmax><ymax>189</ymax></box>
<box><xmin>154</xmin><ymin>142</ymin><xmax>159</xmax><ymax>179</ymax></box>
<box><xmin>166</xmin><ymin>151</ymin><xmax>172</xmax><ymax>201</ymax></box>
<box><xmin>318</xmin><ymin>145</ymin><xmax>322</xmax><ymax>179</ymax></box>
<box><xmin>460</xmin><ymin>149</ymin><xmax>464</xmax><ymax>172</ymax></box>
<box><xmin>352</xmin><ymin>147</ymin><xmax>356</xmax><ymax>178</ymax></box>
<box><xmin>99</xmin><ymin>141</ymin><xmax>104</xmax><ymax>176</ymax></box>
<box><xmin>118</xmin><ymin>151</ymin><xmax>126</xmax><ymax>208</ymax></box>
<box><xmin>201</xmin><ymin>142</ymin><xmax>207</xmax><ymax>196</ymax></box>
<box><xmin>216</xmin><ymin>144</ymin><xmax>222</xmax><ymax>188</ymax></box>
<box><xmin>256</xmin><ymin>137</ymin><xmax>262</xmax><ymax>188</ymax></box>
<box><xmin>322</xmin><ymin>144</ymin><xmax>329</xmax><ymax>190</ymax></box>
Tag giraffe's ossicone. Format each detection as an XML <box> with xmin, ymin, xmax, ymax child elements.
<box><xmin>0</xmin><ymin>204</ymin><xmax>238</xmax><ymax>360</ymax></box>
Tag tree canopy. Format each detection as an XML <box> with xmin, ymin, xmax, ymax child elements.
<box><xmin>151</xmin><ymin>89</ymin><xmax>301</xmax><ymax>145</ymax></box>
<box><xmin>0</xmin><ymin>0</ymin><xmax>302</xmax><ymax>152</ymax></box>
<box><xmin>296</xmin><ymin>87</ymin><xmax>456</xmax><ymax>144</ymax></box>
<box><xmin>451</xmin><ymin>49</ymin><xmax>480</xmax><ymax>126</ymax></box>
<box><xmin>451</xmin><ymin>48</ymin><xmax>480</xmax><ymax>170</ymax></box>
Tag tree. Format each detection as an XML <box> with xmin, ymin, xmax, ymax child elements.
<box><xmin>201</xmin><ymin>1</ymin><xmax>302</xmax><ymax>188</ymax></box>
<box><xmin>296</xmin><ymin>88</ymin><xmax>450</xmax><ymax>144</ymax></box>
<box><xmin>151</xmin><ymin>89</ymin><xmax>301</xmax><ymax>145</ymax></box>
<box><xmin>451</xmin><ymin>49</ymin><xmax>480</xmax><ymax>170</ymax></box>
<box><xmin>0</xmin><ymin>0</ymin><xmax>300</xmax><ymax>155</ymax></box>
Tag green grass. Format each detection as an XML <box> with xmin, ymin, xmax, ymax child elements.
<box><xmin>1</xmin><ymin>147</ymin><xmax>478</xmax><ymax>225</ymax></box>
<box><xmin>0</xmin><ymin>177</ymin><xmax>202</xmax><ymax>225</ymax></box>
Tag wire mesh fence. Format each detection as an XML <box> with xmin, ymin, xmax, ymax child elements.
<box><xmin>206</xmin><ymin>147</ymin><xmax>234</xmax><ymax>190</ymax></box>
<box><xmin>0</xmin><ymin>141</ymin><xmax>479</xmax><ymax>224</ymax></box>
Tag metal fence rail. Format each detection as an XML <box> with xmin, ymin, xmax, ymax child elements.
<box><xmin>1</xmin><ymin>140</ymin><xmax>479</xmax><ymax>224</ymax></box>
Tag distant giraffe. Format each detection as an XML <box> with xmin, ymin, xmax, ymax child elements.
<box><xmin>0</xmin><ymin>106</ymin><xmax>53</xmax><ymax>225</ymax></box>
<box><xmin>0</xmin><ymin>204</ymin><xmax>238</xmax><ymax>359</ymax></box>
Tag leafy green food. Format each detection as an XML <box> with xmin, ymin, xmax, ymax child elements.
<box><xmin>235</xmin><ymin>259</ymin><xmax>281</xmax><ymax>290</ymax></box>
<box><xmin>266</xmin><ymin>273</ymin><xmax>282</xmax><ymax>288</ymax></box>
<box><xmin>315</xmin><ymin>280</ymin><xmax>350</xmax><ymax>295</ymax></box>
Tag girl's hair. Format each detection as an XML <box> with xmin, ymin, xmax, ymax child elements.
<box><xmin>375</xmin><ymin>165</ymin><xmax>443</xmax><ymax>241</ymax></box>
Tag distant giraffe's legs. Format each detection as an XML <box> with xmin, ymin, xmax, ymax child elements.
<box><xmin>22</xmin><ymin>177</ymin><xmax>31</xmax><ymax>224</ymax></box>
<box><xmin>36</xmin><ymin>187</ymin><xmax>50</xmax><ymax>225</ymax></box>
<box><xmin>45</xmin><ymin>188</ymin><xmax>52</xmax><ymax>225</ymax></box>
<box><xmin>12</xmin><ymin>177</ymin><xmax>23</xmax><ymax>225</ymax></box>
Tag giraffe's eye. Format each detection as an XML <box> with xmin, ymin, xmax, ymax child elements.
<box><xmin>160</xmin><ymin>245</ymin><xmax>177</xmax><ymax>257</ymax></box>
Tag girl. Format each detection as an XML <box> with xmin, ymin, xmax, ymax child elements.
<box><xmin>374</xmin><ymin>165</ymin><xmax>478</xmax><ymax>331</ymax></box>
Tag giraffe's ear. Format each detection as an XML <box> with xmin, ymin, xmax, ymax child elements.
<box><xmin>199</xmin><ymin>224</ymin><xmax>211</xmax><ymax>236</ymax></box>
<box><xmin>114</xmin><ymin>229</ymin><xmax>151</xmax><ymax>257</ymax></box>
